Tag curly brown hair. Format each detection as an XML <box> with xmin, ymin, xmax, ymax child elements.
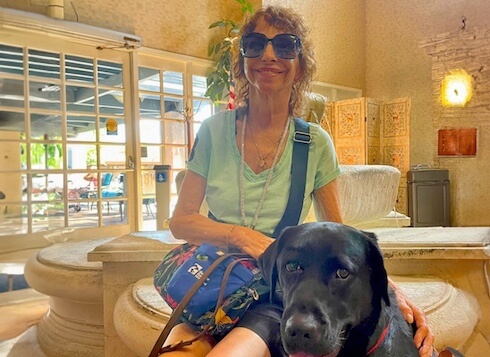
<box><xmin>232</xmin><ymin>6</ymin><xmax>316</xmax><ymax>117</ymax></box>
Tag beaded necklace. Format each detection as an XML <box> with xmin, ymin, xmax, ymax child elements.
<box><xmin>239</xmin><ymin>114</ymin><xmax>291</xmax><ymax>229</ymax></box>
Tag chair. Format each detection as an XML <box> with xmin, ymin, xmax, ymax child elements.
<box><xmin>142</xmin><ymin>198</ymin><xmax>155</xmax><ymax>218</ymax></box>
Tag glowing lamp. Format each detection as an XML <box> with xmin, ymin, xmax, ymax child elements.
<box><xmin>441</xmin><ymin>70</ymin><xmax>473</xmax><ymax>107</ymax></box>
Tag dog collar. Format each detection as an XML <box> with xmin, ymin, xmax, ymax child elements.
<box><xmin>366</xmin><ymin>322</ymin><xmax>390</xmax><ymax>356</ymax></box>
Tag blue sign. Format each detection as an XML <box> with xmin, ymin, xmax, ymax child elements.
<box><xmin>156</xmin><ymin>171</ymin><xmax>167</xmax><ymax>183</ymax></box>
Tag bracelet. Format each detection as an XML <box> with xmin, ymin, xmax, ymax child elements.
<box><xmin>225</xmin><ymin>224</ymin><xmax>238</xmax><ymax>249</ymax></box>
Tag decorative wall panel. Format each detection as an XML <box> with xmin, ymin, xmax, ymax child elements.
<box><xmin>320</xmin><ymin>96</ymin><xmax>411</xmax><ymax>214</ymax></box>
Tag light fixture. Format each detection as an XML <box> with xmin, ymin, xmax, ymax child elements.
<box><xmin>441</xmin><ymin>69</ymin><xmax>473</xmax><ymax>107</ymax></box>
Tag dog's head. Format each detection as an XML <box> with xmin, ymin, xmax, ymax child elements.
<box><xmin>258</xmin><ymin>222</ymin><xmax>389</xmax><ymax>357</ymax></box>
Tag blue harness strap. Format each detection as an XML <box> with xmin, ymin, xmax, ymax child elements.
<box><xmin>272</xmin><ymin>118</ymin><xmax>311</xmax><ymax>238</ymax></box>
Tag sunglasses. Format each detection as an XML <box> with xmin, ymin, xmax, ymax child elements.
<box><xmin>240</xmin><ymin>32</ymin><xmax>302</xmax><ymax>60</ymax></box>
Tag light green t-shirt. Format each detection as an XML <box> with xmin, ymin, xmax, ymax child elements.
<box><xmin>187</xmin><ymin>110</ymin><xmax>340</xmax><ymax>237</ymax></box>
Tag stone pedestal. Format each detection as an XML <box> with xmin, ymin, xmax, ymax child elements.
<box><xmin>24</xmin><ymin>238</ymin><xmax>113</xmax><ymax>357</ymax></box>
<box><xmin>87</xmin><ymin>230</ymin><xmax>182</xmax><ymax>357</ymax></box>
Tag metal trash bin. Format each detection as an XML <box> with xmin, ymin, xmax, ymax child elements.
<box><xmin>407</xmin><ymin>168</ymin><xmax>450</xmax><ymax>227</ymax></box>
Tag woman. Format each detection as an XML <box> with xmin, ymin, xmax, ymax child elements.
<box><xmin>167</xmin><ymin>6</ymin><xmax>433</xmax><ymax>357</ymax></box>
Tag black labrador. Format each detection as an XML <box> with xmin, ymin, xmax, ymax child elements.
<box><xmin>258</xmin><ymin>221</ymin><xmax>419</xmax><ymax>357</ymax></box>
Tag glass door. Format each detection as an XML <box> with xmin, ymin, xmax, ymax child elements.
<box><xmin>0</xmin><ymin>29</ymin><xmax>134</xmax><ymax>239</ymax></box>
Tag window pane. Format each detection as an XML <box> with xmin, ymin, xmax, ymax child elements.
<box><xmin>29</xmin><ymin>81</ymin><xmax>61</xmax><ymax>111</ymax></box>
<box><xmin>0</xmin><ymin>205</ymin><xmax>28</xmax><ymax>236</ymax></box>
<box><xmin>100</xmin><ymin>144</ymin><xmax>126</xmax><ymax>167</ymax></box>
<box><xmin>193</xmin><ymin>99</ymin><xmax>213</xmax><ymax>122</ymax></box>
<box><xmin>164</xmin><ymin>98</ymin><xmax>184</xmax><ymax>119</ymax></box>
<box><xmin>164</xmin><ymin>120</ymin><xmax>186</xmax><ymax>144</ymax></box>
<box><xmin>68</xmin><ymin>210</ymin><xmax>98</xmax><ymax>228</ymax></box>
<box><xmin>31</xmin><ymin>173</ymin><xmax>63</xmax><ymax>201</ymax></box>
<box><xmin>29</xmin><ymin>143</ymin><xmax>63</xmax><ymax>169</ymax></box>
<box><xmin>67</xmin><ymin>85</ymin><xmax>95</xmax><ymax>113</ymax></box>
<box><xmin>193</xmin><ymin>122</ymin><xmax>202</xmax><ymax>138</ymax></box>
<box><xmin>0</xmin><ymin>110</ymin><xmax>24</xmax><ymax>133</ymax></box>
<box><xmin>102</xmin><ymin>206</ymin><xmax>126</xmax><ymax>226</ymax></box>
<box><xmin>140</xmin><ymin>119</ymin><xmax>162</xmax><ymax>144</ymax></box>
<box><xmin>0</xmin><ymin>78</ymin><xmax>24</xmax><ymax>108</ymax></box>
<box><xmin>163</xmin><ymin>71</ymin><xmax>183</xmax><ymax>95</ymax></box>
<box><xmin>139</xmin><ymin>67</ymin><xmax>160</xmax><ymax>91</ymax></box>
<box><xmin>65</xmin><ymin>55</ymin><xmax>94</xmax><ymax>83</ymax></box>
<box><xmin>30</xmin><ymin>113</ymin><xmax>62</xmax><ymax>140</ymax></box>
<box><xmin>139</xmin><ymin>94</ymin><xmax>161</xmax><ymax>118</ymax></box>
<box><xmin>67</xmin><ymin>144</ymin><xmax>97</xmax><ymax>169</ymax></box>
<box><xmin>28</xmin><ymin>49</ymin><xmax>60</xmax><ymax>79</ymax></box>
<box><xmin>99</xmin><ymin>117</ymin><xmax>126</xmax><ymax>143</ymax></box>
<box><xmin>67</xmin><ymin>115</ymin><xmax>97</xmax><ymax>140</ymax></box>
<box><xmin>32</xmin><ymin>202</ymin><xmax>65</xmax><ymax>233</ymax></box>
<box><xmin>141</xmin><ymin>145</ymin><xmax>161</xmax><ymax>164</ymax></box>
<box><xmin>98</xmin><ymin>60</ymin><xmax>123</xmax><ymax>87</ymax></box>
<box><xmin>164</xmin><ymin>146</ymin><xmax>186</xmax><ymax>169</ymax></box>
<box><xmin>192</xmin><ymin>75</ymin><xmax>207</xmax><ymax>97</ymax></box>
<box><xmin>98</xmin><ymin>89</ymin><xmax>124</xmax><ymax>115</ymax></box>
<box><xmin>0</xmin><ymin>44</ymin><xmax>24</xmax><ymax>76</ymax></box>
<box><xmin>141</xmin><ymin>171</ymin><xmax>155</xmax><ymax>195</ymax></box>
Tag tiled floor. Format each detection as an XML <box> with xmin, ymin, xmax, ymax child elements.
<box><xmin>0</xmin><ymin>327</ymin><xmax>46</xmax><ymax>356</ymax></box>
<box><xmin>0</xmin><ymin>288</ymin><xmax>48</xmax><ymax>356</ymax></box>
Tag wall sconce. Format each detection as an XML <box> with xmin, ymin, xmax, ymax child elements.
<box><xmin>441</xmin><ymin>69</ymin><xmax>473</xmax><ymax>107</ymax></box>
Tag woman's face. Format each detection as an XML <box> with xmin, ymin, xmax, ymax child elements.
<box><xmin>243</xmin><ymin>18</ymin><xmax>302</xmax><ymax>99</ymax></box>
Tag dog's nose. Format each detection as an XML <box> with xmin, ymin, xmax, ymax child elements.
<box><xmin>283</xmin><ymin>313</ymin><xmax>322</xmax><ymax>345</ymax></box>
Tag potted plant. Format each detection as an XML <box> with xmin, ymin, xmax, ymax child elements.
<box><xmin>205</xmin><ymin>0</ymin><xmax>254</xmax><ymax>104</ymax></box>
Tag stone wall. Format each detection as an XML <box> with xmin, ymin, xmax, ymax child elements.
<box><xmin>421</xmin><ymin>27</ymin><xmax>490</xmax><ymax>226</ymax></box>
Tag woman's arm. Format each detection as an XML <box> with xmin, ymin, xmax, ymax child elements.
<box><xmin>389</xmin><ymin>278</ymin><xmax>435</xmax><ymax>357</ymax></box>
<box><xmin>169</xmin><ymin>170</ymin><xmax>274</xmax><ymax>259</ymax></box>
<box><xmin>312</xmin><ymin>179</ymin><xmax>343</xmax><ymax>223</ymax></box>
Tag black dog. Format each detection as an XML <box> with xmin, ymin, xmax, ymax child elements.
<box><xmin>259</xmin><ymin>222</ymin><xmax>419</xmax><ymax>357</ymax></box>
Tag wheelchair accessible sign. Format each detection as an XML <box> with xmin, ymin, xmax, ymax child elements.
<box><xmin>156</xmin><ymin>171</ymin><xmax>167</xmax><ymax>183</ymax></box>
<box><xmin>154</xmin><ymin>165</ymin><xmax>171</xmax><ymax>183</ymax></box>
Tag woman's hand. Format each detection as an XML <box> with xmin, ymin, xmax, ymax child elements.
<box><xmin>389</xmin><ymin>279</ymin><xmax>435</xmax><ymax>357</ymax></box>
<box><xmin>231</xmin><ymin>226</ymin><xmax>275</xmax><ymax>259</ymax></box>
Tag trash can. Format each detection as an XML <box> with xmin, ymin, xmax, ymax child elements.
<box><xmin>407</xmin><ymin>168</ymin><xmax>450</xmax><ymax>227</ymax></box>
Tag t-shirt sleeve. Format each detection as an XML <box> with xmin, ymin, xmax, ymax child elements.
<box><xmin>186</xmin><ymin>120</ymin><xmax>212</xmax><ymax>179</ymax></box>
<box><xmin>312</xmin><ymin>124</ymin><xmax>341</xmax><ymax>189</ymax></box>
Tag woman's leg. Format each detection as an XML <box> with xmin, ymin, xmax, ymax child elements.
<box><xmin>158</xmin><ymin>323</ymin><xmax>213</xmax><ymax>356</ymax></box>
<box><xmin>207</xmin><ymin>327</ymin><xmax>271</xmax><ymax>357</ymax></box>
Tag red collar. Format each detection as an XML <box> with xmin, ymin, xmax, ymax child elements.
<box><xmin>366</xmin><ymin>322</ymin><xmax>390</xmax><ymax>356</ymax></box>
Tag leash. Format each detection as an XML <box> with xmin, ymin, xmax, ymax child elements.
<box><xmin>366</xmin><ymin>322</ymin><xmax>390</xmax><ymax>356</ymax></box>
<box><xmin>148</xmin><ymin>253</ymin><xmax>254</xmax><ymax>357</ymax></box>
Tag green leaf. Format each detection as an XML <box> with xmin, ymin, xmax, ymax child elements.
<box><xmin>209</xmin><ymin>21</ymin><xmax>222</xmax><ymax>29</ymax></box>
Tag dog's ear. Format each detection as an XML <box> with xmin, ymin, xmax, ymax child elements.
<box><xmin>258</xmin><ymin>240</ymin><xmax>278</xmax><ymax>302</ymax></box>
<box><xmin>258</xmin><ymin>227</ymin><xmax>289</xmax><ymax>302</ymax></box>
<box><xmin>362</xmin><ymin>230</ymin><xmax>390</xmax><ymax>306</ymax></box>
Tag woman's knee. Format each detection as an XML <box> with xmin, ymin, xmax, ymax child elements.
<box><xmin>161</xmin><ymin>323</ymin><xmax>213</xmax><ymax>356</ymax></box>
<box><xmin>207</xmin><ymin>327</ymin><xmax>271</xmax><ymax>357</ymax></box>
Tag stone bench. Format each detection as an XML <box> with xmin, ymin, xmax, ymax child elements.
<box><xmin>104</xmin><ymin>165</ymin><xmax>488</xmax><ymax>356</ymax></box>
<box><xmin>103</xmin><ymin>228</ymin><xmax>489</xmax><ymax>357</ymax></box>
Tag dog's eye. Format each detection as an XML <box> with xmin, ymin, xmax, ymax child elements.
<box><xmin>336</xmin><ymin>269</ymin><xmax>350</xmax><ymax>279</ymax></box>
<box><xmin>285</xmin><ymin>261</ymin><xmax>302</xmax><ymax>272</ymax></box>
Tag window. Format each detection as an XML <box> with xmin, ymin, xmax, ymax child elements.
<box><xmin>0</xmin><ymin>38</ymin><xmax>132</xmax><ymax>236</ymax></box>
<box><xmin>136</xmin><ymin>53</ymin><xmax>222</xmax><ymax>228</ymax></box>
